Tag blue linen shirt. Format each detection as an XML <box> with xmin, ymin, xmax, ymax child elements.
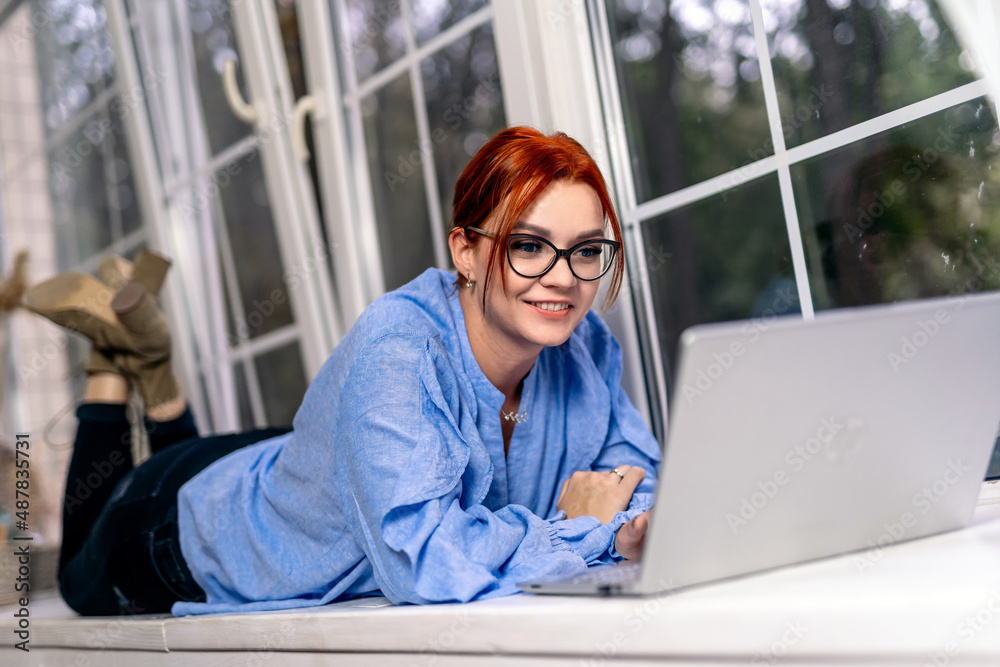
<box><xmin>173</xmin><ymin>268</ymin><xmax>661</xmax><ymax>615</ymax></box>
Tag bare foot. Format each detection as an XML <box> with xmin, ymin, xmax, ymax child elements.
<box><xmin>83</xmin><ymin>373</ymin><xmax>129</xmax><ymax>404</ymax></box>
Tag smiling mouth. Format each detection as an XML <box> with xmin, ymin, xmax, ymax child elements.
<box><xmin>527</xmin><ymin>301</ymin><xmax>571</xmax><ymax>312</ymax></box>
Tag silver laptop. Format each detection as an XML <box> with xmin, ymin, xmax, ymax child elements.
<box><xmin>519</xmin><ymin>290</ymin><xmax>1000</xmax><ymax>595</ymax></box>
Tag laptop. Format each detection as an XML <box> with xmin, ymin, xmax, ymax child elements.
<box><xmin>519</xmin><ymin>290</ymin><xmax>1000</xmax><ymax>595</ymax></box>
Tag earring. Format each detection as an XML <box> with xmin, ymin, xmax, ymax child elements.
<box><xmin>464</xmin><ymin>278</ymin><xmax>475</xmax><ymax>288</ymax></box>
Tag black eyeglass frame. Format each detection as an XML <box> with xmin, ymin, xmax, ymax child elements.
<box><xmin>466</xmin><ymin>226</ymin><xmax>621</xmax><ymax>281</ymax></box>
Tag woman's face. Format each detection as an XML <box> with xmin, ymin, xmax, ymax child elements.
<box><xmin>462</xmin><ymin>180</ymin><xmax>607</xmax><ymax>354</ymax></box>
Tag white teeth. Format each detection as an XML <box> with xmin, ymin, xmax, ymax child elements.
<box><xmin>530</xmin><ymin>301</ymin><xmax>569</xmax><ymax>312</ymax></box>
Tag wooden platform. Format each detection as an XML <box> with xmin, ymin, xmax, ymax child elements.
<box><xmin>5</xmin><ymin>501</ymin><xmax>1000</xmax><ymax>665</ymax></box>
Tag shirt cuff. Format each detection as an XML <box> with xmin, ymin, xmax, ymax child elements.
<box><xmin>547</xmin><ymin>512</ymin><xmax>631</xmax><ymax>565</ymax></box>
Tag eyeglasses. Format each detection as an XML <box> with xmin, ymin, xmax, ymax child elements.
<box><xmin>466</xmin><ymin>226</ymin><xmax>620</xmax><ymax>281</ymax></box>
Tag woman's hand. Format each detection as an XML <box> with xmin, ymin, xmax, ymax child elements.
<box><xmin>614</xmin><ymin>509</ymin><xmax>651</xmax><ymax>560</ymax></box>
<box><xmin>556</xmin><ymin>465</ymin><xmax>646</xmax><ymax>524</ymax></box>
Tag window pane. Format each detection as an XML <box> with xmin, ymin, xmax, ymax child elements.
<box><xmin>31</xmin><ymin>0</ymin><xmax>116</xmax><ymax>133</ymax></box>
<box><xmin>233</xmin><ymin>361</ymin><xmax>256</xmax><ymax>430</ymax></box>
<box><xmin>254</xmin><ymin>342</ymin><xmax>307</xmax><ymax>426</ymax></box>
<box><xmin>411</xmin><ymin>0</ymin><xmax>489</xmax><ymax>45</ymax></box>
<box><xmin>340</xmin><ymin>0</ymin><xmax>407</xmax><ymax>81</ymax></box>
<box><xmin>641</xmin><ymin>174</ymin><xmax>797</xmax><ymax>382</ymax></box>
<box><xmin>421</xmin><ymin>23</ymin><xmax>505</xmax><ymax>228</ymax></box>
<box><xmin>764</xmin><ymin>0</ymin><xmax>978</xmax><ymax>149</ymax></box>
<box><xmin>108</xmin><ymin>106</ymin><xmax>141</xmax><ymax>237</ymax></box>
<box><xmin>187</xmin><ymin>0</ymin><xmax>252</xmax><ymax>154</ymax></box>
<box><xmin>47</xmin><ymin>116</ymin><xmax>113</xmax><ymax>268</ymax></box>
<box><xmin>214</xmin><ymin>149</ymin><xmax>296</xmax><ymax>340</ymax></box>
<box><xmin>607</xmin><ymin>0</ymin><xmax>772</xmax><ymax>203</ymax></box>
<box><xmin>362</xmin><ymin>73</ymin><xmax>434</xmax><ymax>290</ymax></box>
<box><xmin>988</xmin><ymin>439</ymin><xmax>1000</xmax><ymax>479</ymax></box>
<box><xmin>792</xmin><ymin>96</ymin><xmax>1000</xmax><ymax>310</ymax></box>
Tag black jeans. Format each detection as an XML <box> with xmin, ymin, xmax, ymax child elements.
<box><xmin>58</xmin><ymin>403</ymin><xmax>290</xmax><ymax>615</ymax></box>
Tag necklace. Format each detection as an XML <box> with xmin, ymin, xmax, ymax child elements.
<box><xmin>500</xmin><ymin>379</ymin><xmax>530</xmax><ymax>424</ymax></box>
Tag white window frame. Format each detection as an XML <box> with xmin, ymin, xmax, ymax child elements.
<box><xmin>105</xmin><ymin>0</ymin><xmax>347</xmax><ymax>431</ymax></box>
<box><xmin>295</xmin><ymin>1</ymin><xmax>511</xmax><ymax>327</ymax></box>
<box><xmin>491</xmin><ymin>0</ymin><xmax>657</xmax><ymax>432</ymax></box>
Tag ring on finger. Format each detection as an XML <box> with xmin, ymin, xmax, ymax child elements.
<box><xmin>611</xmin><ymin>467</ymin><xmax>625</xmax><ymax>480</ymax></box>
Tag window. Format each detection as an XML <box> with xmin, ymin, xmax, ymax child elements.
<box><xmin>592</xmin><ymin>0</ymin><xmax>1000</xmax><ymax>476</ymax></box>
<box><xmin>330</xmin><ymin>0</ymin><xmax>507</xmax><ymax>291</ymax></box>
<box><xmin>0</xmin><ymin>0</ymin><xmax>148</xmax><ymax>544</ymax></box>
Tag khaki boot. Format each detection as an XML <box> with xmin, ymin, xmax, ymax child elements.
<box><xmin>111</xmin><ymin>283</ymin><xmax>181</xmax><ymax>411</ymax></box>
<box><xmin>85</xmin><ymin>251</ymin><xmax>172</xmax><ymax>376</ymax></box>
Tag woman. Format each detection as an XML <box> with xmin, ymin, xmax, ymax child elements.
<box><xmin>26</xmin><ymin>127</ymin><xmax>661</xmax><ymax>616</ymax></box>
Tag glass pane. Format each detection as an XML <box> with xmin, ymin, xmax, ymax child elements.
<box><xmin>792</xmin><ymin>96</ymin><xmax>1000</xmax><ymax>310</ymax></box>
<box><xmin>197</xmin><ymin>372</ymin><xmax>217</xmax><ymax>432</ymax></box>
<box><xmin>988</xmin><ymin>435</ymin><xmax>1000</xmax><ymax>480</ymax></box>
<box><xmin>341</xmin><ymin>0</ymin><xmax>407</xmax><ymax>81</ymax></box>
<box><xmin>274</xmin><ymin>0</ymin><xmax>334</xmax><ymax>279</ymax></box>
<box><xmin>108</xmin><ymin>105</ymin><xmax>141</xmax><ymax>237</ymax></box>
<box><xmin>187</xmin><ymin>0</ymin><xmax>252</xmax><ymax>154</ymax></box>
<box><xmin>274</xmin><ymin>0</ymin><xmax>307</xmax><ymax>100</ymax></box>
<box><xmin>218</xmin><ymin>244</ymin><xmax>239</xmax><ymax>342</ymax></box>
<box><xmin>641</xmin><ymin>174</ymin><xmax>797</xmax><ymax>381</ymax></box>
<box><xmin>421</xmin><ymin>23</ymin><xmax>505</xmax><ymax>229</ymax></box>
<box><xmin>48</xmin><ymin>115</ymin><xmax>113</xmax><ymax>268</ymax></box>
<box><xmin>607</xmin><ymin>0</ymin><xmax>772</xmax><ymax>203</ymax></box>
<box><xmin>122</xmin><ymin>5</ymin><xmax>166</xmax><ymax>182</ymax></box>
<box><xmin>764</xmin><ymin>0</ymin><xmax>978</xmax><ymax>149</ymax></box>
<box><xmin>31</xmin><ymin>0</ymin><xmax>116</xmax><ymax>133</ymax></box>
<box><xmin>233</xmin><ymin>361</ymin><xmax>256</xmax><ymax>430</ymax></box>
<box><xmin>254</xmin><ymin>342</ymin><xmax>307</xmax><ymax>426</ymax></box>
<box><xmin>214</xmin><ymin>149</ymin><xmax>296</xmax><ymax>340</ymax></box>
<box><xmin>411</xmin><ymin>0</ymin><xmax>489</xmax><ymax>45</ymax></box>
<box><xmin>362</xmin><ymin>73</ymin><xmax>434</xmax><ymax>290</ymax></box>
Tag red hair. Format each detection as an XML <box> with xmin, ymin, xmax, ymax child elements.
<box><xmin>452</xmin><ymin>126</ymin><xmax>625</xmax><ymax>311</ymax></box>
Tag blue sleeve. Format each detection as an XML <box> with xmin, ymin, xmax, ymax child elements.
<box><xmin>579</xmin><ymin>313</ymin><xmax>663</xmax><ymax>561</ymax></box>
<box><xmin>335</xmin><ymin>334</ymin><xmax>621</xmax><ymax>604</ymax></box>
